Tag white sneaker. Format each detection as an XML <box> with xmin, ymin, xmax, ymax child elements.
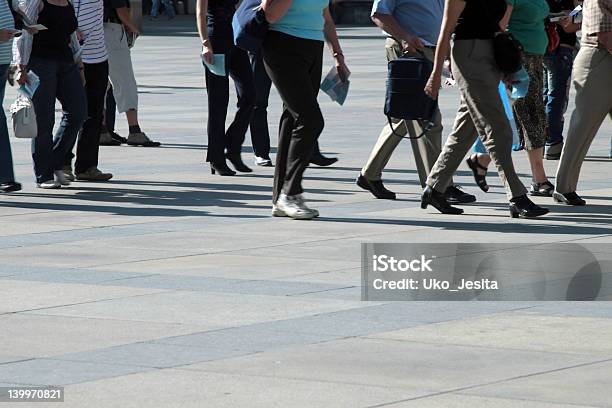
<box><xmin>275</xmin><ymin>193</ymin><xmax>317</xmax><ymax>220</ymax></box>
<box><xmin>255</xmin><ymin>156</ymin><xmax>273</xmax><ymax>167</ymax></box>
<box><xmin>54</xmin><ymin>170</ymin><xmax>71</xmax><ymax>186</ymax></box>
<box><xmin>295</xmin><ymin>194</ymin><xmax>319</xmax><ymax>217</ymax></box>
<box><xmin>37</xmin><ymin>180</ymin><xmax>61</xmax><ymax>189</ymax></box>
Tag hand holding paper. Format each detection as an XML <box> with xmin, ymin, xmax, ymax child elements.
<box><xmin>321</xmin><ymin>66</ymin><xmax>350</xmax><ymax>106</ymax></box>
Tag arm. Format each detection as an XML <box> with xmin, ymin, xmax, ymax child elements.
<box><xmin>196</xmin><ymin>0</ymin><xmax>214</xmax><ymax>64</ymax></box>
<box><xmin>371</xmin><ymin>12</ymin><xmax>424</xmax><ymax>53</ymax></box>
<box><xmin>499</xmin><ymin>5</ymin><xmax>513</xmax><ymax>31</ymax></box>
<box><xmin>261</xmin><ymin>0</ymin><xmax>292</xmax><ymax>23</ymax></box>
<box><xmin>424</xmin><ymin>0</ymin><xmax>465</xmax><ymax>99</ymax></box>
<box><xmin>13</xmin><ymin>0</ymin><xmax>43</xmax><ymax>84</ymax></box>
<box><xmin>323</xmin><ymin>7</ymin><xmax>350</xmax><ymax>82</ymax></box>
<box><xmin>116</xmin><ymin>8</ymin><xmax>139</xmax><ymax>34</ymax></box>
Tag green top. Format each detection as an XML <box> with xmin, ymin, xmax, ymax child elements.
<box><xmin>506</xmin><ymin>0</ymin><xmax>550</xmax><ymax>55</ymax></box>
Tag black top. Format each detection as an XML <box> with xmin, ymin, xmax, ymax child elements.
<box><xmin>31</xmin><ymin>0</ymin><xmax>77</xmax><ymax>62</ymax></box>
<box><xmin>207</xmin><ymin>0</ymin><xmax>238</xmax><ymax>41</ymax></box>
<box><xmin>454</xmin><ymin>0</ymin><xmax>508</xmax><ymax>40</ymax></box>
<box><xmin>547</xmin><ymin>0</ymin><xmax>577</xmax><ymax>47</ymax></box>
<box><xmin>104</xmin><ymin>0</ymin><xmax>130</xmax><ymax>24</ymax></box>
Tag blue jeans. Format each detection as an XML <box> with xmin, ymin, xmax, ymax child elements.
<box><xmin>30</xmin><ymin>57</ymin><xmax>87</xmax><ymax>183</ymax></box>
<box><xmin>544</xmin><ymin>46</ymin><xmax>574</xmax><ymax>146</ymax></box>
<box><xmin>0</xmin><ymin>64</ymin><xmax>15</xmax><ymax>184</ymax></box>
<box><xmin>151</xmin><ymin>0</ymin><xmax>175</xmax><ymax>17</ymax></box>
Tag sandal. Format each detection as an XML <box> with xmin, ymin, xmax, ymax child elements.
<box><xmin>529</xmin><ymin>180</ymin><xmax>555</xmax><ymax>197</ymax></box>
<box><xmin>465</xmin><ymin>155</ymin><xmax>490</xmax><ymax>192</ymax></box>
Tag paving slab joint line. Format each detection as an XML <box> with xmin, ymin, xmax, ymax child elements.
<box><xmin>363</xmin><ymin>356</ymin><xmax>612</xmax><ymax>408</ymax></box>
<box><xmin>455</xmin><ymin>390</ymin><xmax>609</xmax><ymax>408</ymax></box>
<box><xmin>2</xmin><ymin>289</ymin><xmax>179</xmax><ymax>316</ymax></box>
<box><xmin>287</xmin><ymin>285</ymin><xmax>359</xmax><ymax>297</ymax></box>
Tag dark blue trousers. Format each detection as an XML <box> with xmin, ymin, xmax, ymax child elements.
<box><xmin>30</xmin><ymin>57</ymin><xmax>87</xmax><ymax>183</ymax></box>
<box><xmin>249</xmin><ymin>52</ymin><xmax>272</xmax><ymax>159</ymax></box>
<box><xmin>0</xmin><ymin>64</ymin><xmax>15</xmax><ymax>184</ymax></box>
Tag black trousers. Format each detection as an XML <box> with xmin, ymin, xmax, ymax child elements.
<box><xmin>205</xmin><ymin>41</ymin><xmax>255</xmax><ymax>163</ymax></box>
<box><xmin>263</xmin><ymin>31</ymin><xmax>324</xmax><ymax>202</ymax></box>
<box><xmin>103</xmin><ymin>86</ymin><xmax>116</xmax><ymax>133</ymax></box>
<box><xmin>249</xmin><ymin>52</ymin><xmax>272</xmax><ymax>159</ymax></box>
<box><xmin>65</xmin><ymin>61</ymin><xmax>108</xmax><ymax>173</ymax></box>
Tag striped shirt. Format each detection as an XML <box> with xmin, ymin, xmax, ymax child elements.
<box><xmin>0</xmin><ymin>0</ymin><xmax>15</xmax><ymax>64</ymax></box>
<box><xmin>73</xmin><ymin>0</ymin><xmax>108</xmax><ymax>64</ymax></box>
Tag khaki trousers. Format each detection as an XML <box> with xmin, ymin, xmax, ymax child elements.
<box><xmin>361</xmin><ymin>38</ymin><xmax>444</xmax><ymax>188</ymax></box>
<box><xmin>427</xmin><ymin>39</ymin><xmax>527</xmax><ymax>200</ymax></box>
<box><xmin>556</xmin><ymin>46</ymin><xmax>612</xmax><ymax>194</ymax></box>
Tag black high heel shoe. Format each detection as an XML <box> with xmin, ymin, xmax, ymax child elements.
<box><xmin>421</xmin><ymin>186</ymin><xmax>464</xmax><ymax>215</ymax></box>
<box><xmin>465</xmin><ymin>155</ymin><xmax>489</xmax><ymax>192</ymax></box>
<box><xmin>310</xmin><ymin>153</ymin><xmax>338</xmax><ymax>167</ymax></box>
<box><xmin>226</xmin><ymin>154</ymin><xmax>253</xmax><ymax>173</ymax></box>
<box><xmin>509</xmin><ymin>195</ymin><xmax>550</xmax><ymax>218</ymax></box>
<box><xmin>210</xmin><ymin>162</ymin><xmax>236</xmax><ymax>176</ymax></box>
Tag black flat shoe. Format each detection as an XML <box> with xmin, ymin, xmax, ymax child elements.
<box><xmin>310</xmin><ymin>154</ymin><xmax>338</xmax><ymax>167</ymax></box>
<box><xmin>530</xmin><ymin>181</ymin><xmax>554</xmax><ymax>197</ymax></box>
<box><xmin>356</xmin><ymin>174</ymin><xmax>396</xmax><ymax>200</ymax></box>
<box><xmin>465</xmin><ymin>155</ymin><xmax>490</xmax><ymax>192</ymax></box>
<box><xmin>421</xmin><ymin>186</ymin><xmax>464</xmax><ymax>215</ymax></box>
<box><xmin>210</xmin><ymin>162</ymin><xmax>236</xmax><ymax>176</ymax></box>
<box><xmin>509</xmin><ymin>195</ymin><xmax>550</xmax><ymax>218</ymax></box>
<box><xmin>226</xmin><ymin>154</ymin><xmax>253</xmax><ymax>173</ymax></box>
<box><xmin>445</xmin><ymin>185</ymin><xmax>476</xmax><ymax>204</ymax></box>
<box><xmin>553</xmin><ymin>191</ymin><xmax>586</xmax><ymax>206</ymax></box>
<box><xmin>0</xmin><ymin>181</ymin><xmax>22</xmax><ymax>193</ymax></box>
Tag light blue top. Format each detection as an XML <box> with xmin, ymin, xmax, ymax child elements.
<box><xmin>269</xmin><ymin>0</ymin><xmax>328</xmax><ymax>42</ymax></box>
<box><xmin>0</xmin><ymin>0</ymin><xmax>15</xmax><ymax>64</ymax></box>
<box><xmin>371</xmin><ymin>0</ymin><xmax>444</xmax><ymax>46</ymax></box>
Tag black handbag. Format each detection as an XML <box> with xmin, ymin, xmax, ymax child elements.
<box><xmin>483</xmin><ymin>0</ymin><xmax>524</xmax><ymax>75</ymax></box>
<box><xmin>384</xmin><ymin>52</ymin><xmax>438</xmax><ymax>139</ymax></box>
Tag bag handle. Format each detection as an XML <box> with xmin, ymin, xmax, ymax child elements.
<box><xmin>388</xmin><ymin>116</ymin><xmax>435</xmax><ymax>140</ymax></box>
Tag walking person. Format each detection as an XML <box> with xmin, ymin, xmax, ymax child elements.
<box><xmin>248</xmin><ymin>51</ymin><xmax>338</xmax><ymax>168</ymax></box>
<box><xmin>14</xmin><ymin>0</ymin><xmax>87</xmax><ymax>189</ymax></box>
<box><xmin>357</xmin><ymin>0</ymin><xmax>475</xmax><ymax>204</ymax></box>
<box><xmin>506</xmin><ymin>0</ymin><xmax>555</xmax><ymax>197</ymax></box>
<box><xmin>554</xmin><ymin>0</ymin><xmax>612</xmax><ymax>206</ymax></box>
<box><xmin>103</xmin><ymin>0</ymin><xmax>161</xmax><ymax>147</ymax></box>
<box><xmin>64</xmin><ymin>0</ymin><xmax>114</xmax><ymax>182</ymax></box>
<box><xmin>423</xmin><ymin>0</ymin><xmax>549</xmax><ymax>218</ymax></box>
<box><xmin>196</xmin><ymin>0</ymin><xmax>256</xmax><ymax>176</ymax></box>
<box><xmin>0</xmin><ymin>1</ymin><xmax>20</xmax><ymax>193</ymax></box>
<box><xmin>150</xmin><ymin>0</ymin><xmax>175</xmax><ymax>20</ymax></box>
<box><xmin>262</xmin><ymin>0</ymin><xmax>351</xmax><ymax>219</ymax></box>
<box><xmin>543</xmin><ymin>0</ymin><xmax>581</xmax><ymax>160</ymax></box>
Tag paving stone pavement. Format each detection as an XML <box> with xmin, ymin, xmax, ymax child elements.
<box><xmin>0</xmin><ymin>18</ymin><xmax>611</xmax><ymax>407</ymax></box>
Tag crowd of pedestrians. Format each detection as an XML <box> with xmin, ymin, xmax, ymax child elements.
<box><xmin>1</xmin><ymin>0</ymin><xmax>611</xmax><ymax>222</ymax></box>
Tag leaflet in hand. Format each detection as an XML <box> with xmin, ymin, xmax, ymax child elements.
<box><xmin>24</xmin><ymin>24</ymin><xmax>47</xmax><ymax>31</ymax></box>
<box><xmin>18</xmin><ymin>72</ymin><xmax>40</xmax><ymax>99</ymax></box>
<box><xmin>569</xmin><ymin>5</ymin><xmax>582</xmax><ymax>24</ymax></box>
<box><xmin>202</xmin><ymin>53</ymin><xmax>226</xmax><ymax>77</ymax></box>
<box><xmin>320</xmin><ymin>66</ymin><xmax>350</xmax><ymax>106</ymax></box>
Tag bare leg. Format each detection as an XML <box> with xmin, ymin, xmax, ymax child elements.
<box><xmin>527</xmin><ymin>147</ymin><xmax>547</xmax><ymax>183</ymax></box>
